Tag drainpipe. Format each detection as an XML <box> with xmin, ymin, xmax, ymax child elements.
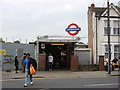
<box><xmin>96</xmin><ymin>16</ymin><xmax>98</xmax><ymax>65</ymax></box>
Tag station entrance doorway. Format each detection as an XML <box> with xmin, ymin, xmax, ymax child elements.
<box><xmin>39</xmin><ymin>42</ymin><xmax>74</xmax><ymax>70</ymax></box>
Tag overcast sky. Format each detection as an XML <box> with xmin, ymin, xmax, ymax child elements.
<box><xmin>0</xmin><ymin>0</ymin><xmax>119</xmax><ymax>43</ymax></box>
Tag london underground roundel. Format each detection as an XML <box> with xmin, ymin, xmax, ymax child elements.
<box><xmin>66</xmin><ymin>23</ymin><xmax>81</xmax><ymax>36</ymax></box>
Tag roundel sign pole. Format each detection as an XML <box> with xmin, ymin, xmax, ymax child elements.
<box><xmin>66</xmin><ymin>23</ymin><xmax>81</xmax><ymax>36</ymax></box>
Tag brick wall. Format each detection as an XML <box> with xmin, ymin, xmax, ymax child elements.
<box><xmin>88</xmin><ymin>4</ymin><xmax>95</xmax><ymax>64</ymax></box>
<box><xmin>99</xmin><ymin>56</ymin><xmax>105</xmax><ymax>71</ymax></box>
<box><xmin>70</xmin><ymin>55</ymin><xmax>78</xmax><ymax>71</ymax></box>
<box><xmin>38</xmin><ymin>54</ymin><xmax>46</xmax><ymax>71</ymax></box>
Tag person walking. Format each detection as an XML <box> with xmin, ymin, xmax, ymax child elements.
<box><xmin>112</xmin><ymin>57</ymin><xmax>118</xmax><ymax>70</ymax></box>
<box><xmin>48</xmin><ymin>53</ymin><xmax>53</xmax><ymax>70</ymax></box>
<box><xmin>14</xmin><ymin>56</ymin><xmax>19</xmax><ymax>73</ymax></box>
<box><xmin>21</xmin><ymin>53</ymin><xmax>26</xmax><ymax>73</ymax></box>
<box><xmin>23</xmin><ymin>53</ymin><xmax>37</xmax><ymax>87</ymax></box>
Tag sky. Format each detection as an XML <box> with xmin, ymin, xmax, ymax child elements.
<box><xmin>0</xmin><ymin>0</ymin><xmax>119</xmax><ymax>44</ymax></box>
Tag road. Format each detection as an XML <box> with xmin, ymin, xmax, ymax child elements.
<box><xmin>1</xmin><ymin>76</ymin><xmax>119</xmax><ymax>89</ymax></box>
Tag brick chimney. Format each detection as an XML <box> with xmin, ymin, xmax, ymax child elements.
<box><xmin>90</xmin><ymin>3</ymin><xmax>95</xmax><ymax>12</ymax></box>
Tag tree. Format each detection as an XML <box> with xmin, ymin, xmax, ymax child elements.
<box><xmin>13</xmin><ymin>40</ymin><xmax>20</xmax><ymax>44</ymax></box>
<box><xmin>0</xmin><ymin>38</ymin><xmax>5</xmax><ymax>43</ymax></box>
<box><xmin>79</xmin><ymin>42</ymin><xmax>85</xmax><ymax>44</ymax></box>
<box><xmin>6</xmin><ymin>42</ymin><xmax>12</xmax><ymax>43</ymax></box>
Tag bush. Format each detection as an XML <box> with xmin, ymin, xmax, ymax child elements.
<box><xmin>78</xmin><ymin>64</ymin><xmax>99</xmax><ymax>71</ymax></box>
<box><xmin>88</xmin><ymin>65</ymin><xmax>99</xmax><ymax>71</ymax></box>
<box><xmin>78</xmin><ymin>64</ymin><xmax>84</xmax><ymax>71</ymax></box>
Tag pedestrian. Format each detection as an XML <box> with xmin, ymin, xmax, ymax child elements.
<box><xmin>48</xmin><ymin>53</ymin><xmax>53</xmax><ymax>70</ymax></box>
<box><xmin>112</xmin><ymin>57</ymin><xmax>118</xmax><ymax>64</ymax></box>
<box><xmin>112</xmin><ymin>57</ymin><xmax>118</xmax><ymax>69</ymax></box>
<box><xmin>29</xmin><ymin>57</ymin><xmax>37</xmax><ymax>72</ymax></box>
<box><xmin>21</xmin><ymin>53</ymin><xmax>26</xmax><ymax>73</ymax></box>
<box><xmin>23</xmin><ymin>53</ymin><xmax>37</xmax><ymax>87</ymax></box>
<box><xmin>14</xmin><ymin>56</ymin><xmax>19</xmax><ymax>73</ymax></box>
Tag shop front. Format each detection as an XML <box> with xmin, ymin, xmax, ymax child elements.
<box><xmin>36</xmin><ymin>36</ymin><xmax>80</xmax><ymax>71</ymax></box>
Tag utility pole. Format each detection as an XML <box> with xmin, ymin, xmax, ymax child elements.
<box><xmin>107</xmin><ymin>0</ymin><xmax>111</xmax><ymax>74</ymax></box>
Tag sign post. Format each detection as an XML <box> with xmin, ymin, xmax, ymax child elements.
<box><xmin>66</xmin><ymin>23</ymin><xmax>81</xmax><ymax>36</ymax></box>
<box><xmin>66</xmin><ymin>23</ymin><xmax>81</xmax><ymax>55</ymax></box>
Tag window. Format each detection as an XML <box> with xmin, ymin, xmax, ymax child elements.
<box><xmin>114</xmin><ymin>45</ymin><xmax>120</xmax><ymax>52</ymax></box>
<box><xmin>105</xmin><ymin>45</ymin><xmax>109</xmax><ymax>52</ymax></box>
<box><xmin>104</xmin><ymin>20</ymin><xmax>108</xmax><ymax>27</ymax></box>
<box><xmin>105</xmin><ymin>53</ymin><xmax>108</xmax><ymax>59</ymax></box>
<box><xmin>105</xmin><ymin>45</ymin><xmax>109</xmax><ymax>59</ymax></box>
<box><xmin>104</xmin><ymin>20</ymin><xmax>111</xmax><ymax>35</ymax></box>
<box><xmin>113</xmin><ymin>28</ymin><xmax>120</xmax><ymax>35</ymax></box>
<box><xmin>104</xmin><ymin>27</ymin><xmax>108</xmax><ymax>35</ymax></box>
<box><xmin>114</xmin><ymin>45</ymin><xmax>120</xmax><ymax>59</ymax></box>
<box><xmin>105</xmin><ymin>45</ymin><xmax>111</xmax><ymax>59</ymax></box>
<box><xmin>104</xmin><ymin>27</ymin><xmax>111</xmax><ymax>35</ymax></box>
<box><xmin>113</xmin><ymin>20</ymin><xmax>120</xmax><ymax>27</ymax></box>
<box><xmin>113</xmin><ymin>20</ymin><xmax>120</xmax><ymax>35</ymax></box>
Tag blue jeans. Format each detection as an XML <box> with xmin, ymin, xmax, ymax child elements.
<box><xmin>24</xmin><ymin>68</ymin><xmax>32</xmax><ymax>84</ymax></box>
<box><xmin>49</xmin><ymin>62</ymin><xmax>53</xmax><ymax>69</ymax></box>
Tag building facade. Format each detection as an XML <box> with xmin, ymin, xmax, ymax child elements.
<box><xmin>35</xmin><ymin>35</ymin><xmax>79</xmax><ymax>70</ymax></box>
<box><xmin>31</xmin><ymin>35</ymin><xmax>91</xmax><ymax>71</ymax></box>
<box><xmin>88</xmin><ymin>3</ymin><xmax>120</xmax><ymax>65</ymax></box>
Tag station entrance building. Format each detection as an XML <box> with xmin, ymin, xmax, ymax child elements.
<box><xmin>35</xmin><ymin>35</ymin><xmax>80</xmax><ymax>71</ymax></box>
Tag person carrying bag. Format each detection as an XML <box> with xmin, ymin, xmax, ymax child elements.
<box><xmin>23</xmin><ymin>53</ymin><xmax>37</xmax><ymax>87</ymax></box>
<box><xmin>30</xmin><ymin>64</ymin><xmax>36</xmax><ymax>75</ymax></box>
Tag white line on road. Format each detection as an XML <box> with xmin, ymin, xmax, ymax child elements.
<box><xmin>0</xmin><ymin>78</ymin><xmax>45</xmax><ymax>82</ymax></box>
<box><xmin>84</xmin><ymin>83</ymin><xmax>120</xmax><ymax>87</ymax></box>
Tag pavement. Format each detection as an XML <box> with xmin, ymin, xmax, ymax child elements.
<box><xmin>1</xmin><ymin>70</ymin><xmax>120</xmax><ymax>81</ymax></box>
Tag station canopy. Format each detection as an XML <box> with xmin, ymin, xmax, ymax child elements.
<box><xmin>37</xmin><ymin>35</ymin><xmax>80</xmax><ymax>43</ymax></box>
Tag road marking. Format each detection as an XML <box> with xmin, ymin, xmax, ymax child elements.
<box><xmin>0</xmin><ymin>79</ymin><xmax>23</xmax><ymax>82</ymax></box>
<box><xmin>84</xmin><ymin>83</ymin><xmax>120</xmax><ymax>87</ymax></box>
<box><xmin>0</xmin><ymin>78</ymin><xmax>45</xmax><ymax>82</ymax></box>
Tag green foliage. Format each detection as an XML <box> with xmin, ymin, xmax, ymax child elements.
<box><xmin>0</xmin><ymin>38</ymin><xmax>5</xmax><ymax>43</ymax></box>
<box><xmin>13</xmin><ymin>40</ymin><xmax>20</xmax><ymax>44</ymax></box>
<box><xmin>78</xmin><ymin>64</ymin><xmax>99</xmax><ymax>71</ymax></box>
<box><xmin>79</xmin><ymin>42</ymin><xmax>85</xmax><ymax>44</ymax></box>
<box><xmin>6</xmin><ymin>42</ymin><xmax>12</xmax><ymax>43</ymax></box>
<box><xmin>0</xmin><ymin>40</ymin><xmax>5</xmax><ymax>43</ymax></box>
<box><xmin>78</xmin><ymin>64</ymin><xmax>84</xmax><ymax>70</ymax></box>
<box><xmin>88</xmin><ymin>65</ymin><xmax>99</xmax><ymax>71</ymax></box>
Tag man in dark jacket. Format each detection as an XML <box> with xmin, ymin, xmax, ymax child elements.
<box><xmin>23</xmin><ymin>53</ymin><xmax>37</xmax><ymax>87</ymax></box>
<box><xmin>14</xmin><ymin>56</ymin><xmax>19</xmax><ymax>73</ymax></box>
<box><xmin>112</xmin><ymin>57</ymin><xmax>118</xmax><ymax>69</ymax></box>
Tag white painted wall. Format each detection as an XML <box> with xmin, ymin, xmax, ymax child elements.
<box><xmin>92</xmin><ymin>5</ymin><xmax>120</xmax><ymax>64</ymax></box>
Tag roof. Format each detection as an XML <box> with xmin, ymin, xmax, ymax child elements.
<box><xmin>116</xmin><ymin>6</ymin><xmax>120</xmax><ymax>12</ymax></box>
<box><xmin>89</xmin><ymin>3</ymin><xmax>120</xmax><ymax>16</ymax></box>
<box><xmin>37</xmin><ymin>35</ymin><xmax>80</xmax><ymax>43</ymax></box>
<box><xmin>94</xmin><ymin>8</ymin><xmax>106</xmax><ymax>16</ymax></box>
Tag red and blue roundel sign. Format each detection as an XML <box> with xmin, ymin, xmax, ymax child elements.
<box><xmin>66</xmin><ymin>23</ymin><xmax>81</xmax><ymax>36</ymax></box>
